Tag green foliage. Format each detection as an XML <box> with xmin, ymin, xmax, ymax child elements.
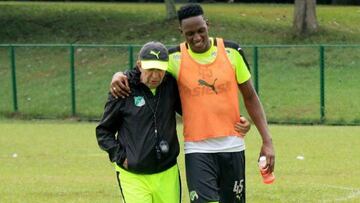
<box><xmin>0</xmin><ymin>121</ymin><xmax>359</xmax><ymax>202</ymax></box>
<box><xmin>0</xmin><ymin>2</ymin><xmax>360</xmax><ymax>44</ymax></box>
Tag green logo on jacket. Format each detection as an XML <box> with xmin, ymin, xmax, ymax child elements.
<box><xmin>189</xmin><ymin>191</ymin><xmax>199</xmax><ymax>201</ymax></box>
<box><xmin>134</xmin><ymin>96</ymin><xmax>145</xmax><ymax>107</ymax></box>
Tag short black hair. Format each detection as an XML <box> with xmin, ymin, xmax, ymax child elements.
<box><xmin>177</xmin><ymin>4</ymin><xmax>204</xmax><ymax>24</ymax></box>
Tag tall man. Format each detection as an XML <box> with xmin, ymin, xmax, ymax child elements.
<box><xmin>110</xmin><ymin>4</ymin><xmax>274</xmax><ymax>203</ymax></box>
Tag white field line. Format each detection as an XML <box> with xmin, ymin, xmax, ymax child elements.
<box><xmin>320</xmin><ymin>184</ymin><xmax>360</xmax><ymax>202</ymax></box>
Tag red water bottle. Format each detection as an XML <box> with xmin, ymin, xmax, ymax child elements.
<box><xmin>258</xmin><ymin>156</ymin><xmax>275</xmax><ymax>184</ymax></box>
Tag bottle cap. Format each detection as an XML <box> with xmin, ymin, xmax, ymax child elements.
<box><xmin>258</xmin><ymin>156</ymin><xmax>267</xmax><ymax>168</ymax></box>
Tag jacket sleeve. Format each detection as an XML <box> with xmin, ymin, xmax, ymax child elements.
<box><xmin>174</xmin><ymin>90</ymin><xmax>182</xmax><ymax>116</ymax></box>
<box><xmin>95</xmin><ymin>93</ymin><xmax>126</xmax><ymax>165</ymax></box>
<box><xmin>173</xmin><ymin>77</ymin><xmax>182</xmax><ymax>116</ymax></box>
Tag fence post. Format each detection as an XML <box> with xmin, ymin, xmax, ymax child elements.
<box><xmin>70</xmin><ymin>45</ymin><xmax>76</xmax><ymax>116</ymax></box>
<box><xmin>128</xmin><ymin>45</ymin><xmax>134</xmax><ymax>69</ymax></box>
<box><xmin>9</xmin><ymin>46</ymin><xmax>18</xmax><ymax>112</ymax></box>
<box><xmin>253</xmin><ymin>46</ymin><xmax>259</xmax><ymax>94</ymax></box>
<box><xmin>319</xmin><ymin>45</ymin><xmax>325</xmax><ymax>123</ymax></box>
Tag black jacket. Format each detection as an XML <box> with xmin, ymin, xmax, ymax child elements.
<box><xmin>96</xmin><ymin>68</ymin><xmax>182</xmax><ymax>174</ymax></box>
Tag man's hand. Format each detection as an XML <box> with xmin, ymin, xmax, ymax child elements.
<box><xmin>110</xmin><ymin>72</ymin><xmax>131</xmax><ymax>98</ymax></box>
<box><xmin>123</xmin><ymin>158</ymin><xmax>128</xmax><ymax>169</ymax></box>
<box><xmin>260</xmin><ymin>141</ymin><xmax>275</xmax><ymax>173</ymax></box>
<box><xmin>234</xmin><ymin>116</ymin><xmax>251</xmax><ymax>136</ymax></box>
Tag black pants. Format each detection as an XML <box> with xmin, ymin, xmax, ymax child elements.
<box><xmin>185</xmin><ymin>151</ymin><xmax>246</xmax><ymax>203</ymax></box>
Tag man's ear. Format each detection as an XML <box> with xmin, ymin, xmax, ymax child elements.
<box><xmin>136</xmin><ymin>60</ymin><xmax>142</xmax><ymax>72</ymax></box>
<box><xmin>205</xmin><ymin>18</ymin><xmax>210</xmax><ymax>28</ymax></box>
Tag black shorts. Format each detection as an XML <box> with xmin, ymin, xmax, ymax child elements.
<box><xmin>185</xmin><ymin>151</ymin><xmax>246</xmax><ymax>203</ymax></box>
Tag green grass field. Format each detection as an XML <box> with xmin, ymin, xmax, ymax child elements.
<box><xmin>1</xmin><ymin>120</ymin><xmax>360</xmax><ymax>202</ymax></box>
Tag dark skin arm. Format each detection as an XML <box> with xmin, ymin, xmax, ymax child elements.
<box><xmin>238</xmin><ymin>79</ymin><xmax>275</xmax><ymax>173</ymax></box>
<box><xmin>110</xmin><ymin>72</ymin><xmax>131</xmax><ymax>98</ymax></box>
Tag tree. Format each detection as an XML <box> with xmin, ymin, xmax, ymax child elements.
<box><xmin>293</xmin><ymin>0</ymin><xmax>318</xmax><ymax>36</ymax></box>
<box><xmin>165</xmin><ymin>0</ymin><xmax>177</xmax><ymax>20</ymax></box>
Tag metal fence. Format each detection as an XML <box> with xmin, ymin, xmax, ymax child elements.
<box><xmin>0</xmin><ymin>44</ymin><xmax>359</xmax><ymax>124</ymax></box>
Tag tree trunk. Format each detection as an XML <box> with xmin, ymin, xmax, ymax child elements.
<box><xmin>165</xmin><ymin>0</ymin><xmax>177</xmax><ymax>20</ymax></box>
<box><xmin>293</xmin><ymin>0</ymin><xmax>318</xmax><ymax>36</ymax></box>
